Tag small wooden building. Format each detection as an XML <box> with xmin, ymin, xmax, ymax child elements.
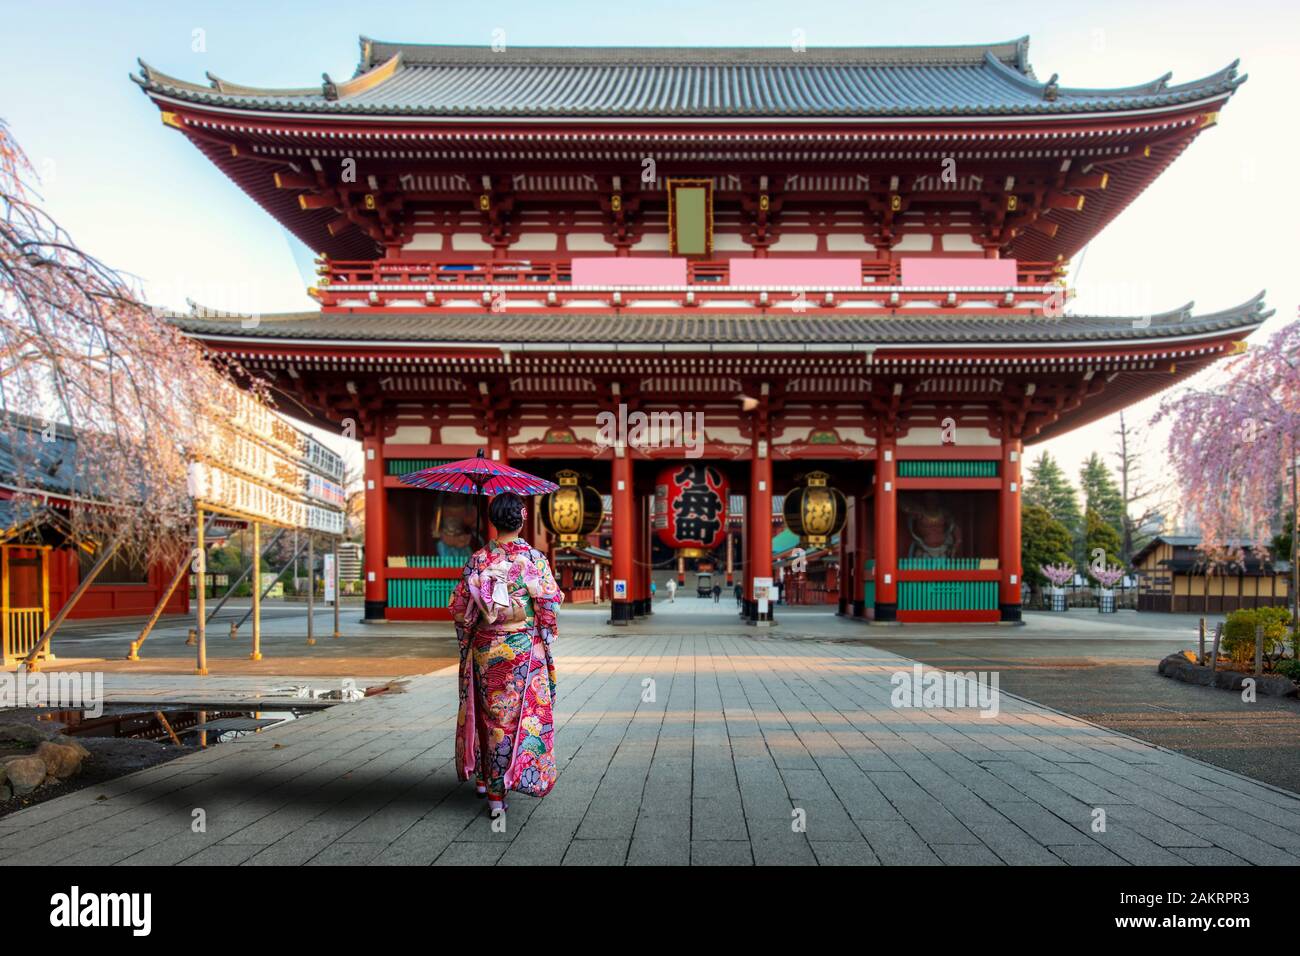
<box><xmin>1133</xmin><ymin>535</ymin><xmax>1292</xmax><ymax>613</ymax></box>
<box><xmin>1</xmin><ymin>418</ymin><xmax>189</xmax><ymax>667</ymax></box>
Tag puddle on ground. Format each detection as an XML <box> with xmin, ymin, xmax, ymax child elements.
<box><xmin>37</xmin><ymin>706</ymin><xmax>313</xmax><ymax>747</ymax></box>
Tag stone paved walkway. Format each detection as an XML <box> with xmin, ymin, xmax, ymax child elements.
<box><xmin>4</xmin><ymin>619</ymin><xmax>1300</xmax><ymax>865</ymax></box>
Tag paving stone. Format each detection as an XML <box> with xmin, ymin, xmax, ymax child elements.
<box><xmin>858</xmin><ymin>820</ymin><xmax>943</xmax><ymax>865</ymax></box>
<box><xmin>932</xmin><ymin>843</ymin><xmax>1005</xmax><ymax>865</ymax></box>
<box><xmin>1169</xmin><ymin>846</ymin><xmax>1251</xmax><ymax>866</ymax></box>
<box><xmin>435</xmin><ymin>842</ymin><xmax>507</xmax><ymax>866</ymax></box>
<box><xmin>1050</xmin><ymin>843</ymin><xmax>1129</xmax><ymax>866</ymax></box>
<box><xmin>690</xmin><ymin>840</ymin><xmax>754</xmax><ymax>866</ymax></box>
<box><xmin>562</xmin><ymin>838</ymin><xmax>629</xmax><ymax>865</ymax></box>
<box><xmin>810</xmin><ymin>841</ymin><xmax>880</xmax><ymax>865</ymax></box>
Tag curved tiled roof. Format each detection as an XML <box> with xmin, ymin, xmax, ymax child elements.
<box><xmin>134</xmin><ymin>35</ymin><xmax>1243</xmax><ymax>119</ymax></box>
<box><xmin>169</xmin><ymin>294</ymin><xmax>1269</xmax><ymax>348</ymax></box>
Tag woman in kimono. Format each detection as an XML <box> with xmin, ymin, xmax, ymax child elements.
<box><xmin>448</xmin><ymin>492</ymin><xmax>562</xmax><ymax>815</ymax></box>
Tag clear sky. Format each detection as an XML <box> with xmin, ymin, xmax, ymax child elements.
<box><xmin>2</xmin><ymin>0</ymin><xmax>1295</xmax><ymax>514</ymax></box>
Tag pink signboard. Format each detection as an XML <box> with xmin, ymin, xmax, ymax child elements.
<box><xmin>899</xmin><ymin>257</ymin><xmax>1018</xmax><ymax>287</ymax></box>
<box><xmin>728</xmin><ymin>258</ymin><xmax>862</xmax><ymax>287</ymax></box>
<box><xmin>570</xmin><ymin>257</ymin><xmax>688</xmax><ymax>286</ymax></box>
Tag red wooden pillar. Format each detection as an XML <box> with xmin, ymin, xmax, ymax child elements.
<box><xmin>746</xmin><ymin>438</ymin><xmax>774</xmax><ymax>623</ymax></box>
<box><xmin>725</xmin><ymin>533</ymin><xmax>734</xmax><ymax>587</ymax></box>
<box><xmin>873</xmin><ymin>438</ymin><xmax>898</xmax><ymax>621</ymax></box>
<box><xmin>610</xmin><ymin>451</ymin><xmax>634</xmax><ymax>625</ymax></box>
<box><xmin>1000</xmin><ymin>436</ymin><xmax>1024</xmax><ymax>622</ymax></box>
<box><xmin>854</xmin><ymin>493</ymin><xmax>870</xmax><ymax>617</ymax></box>
<box><xmin>631</xmin><ymin>492</ymin><xmax>644</xmax><ymax>616</ymax></box>
<box><xmin>642</xmin><ymin>493</ymin><xmax>654</xmax><ymax>615</ymax></box>
<box><xmin>362</xmin><ymin>421</ymin><xmax>388</xmax><ymax>621</ymax></box>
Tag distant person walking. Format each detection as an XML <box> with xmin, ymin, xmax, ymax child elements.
<box><xmin>712</xmin><ymin>583</ymin><xmax>722</xmax><ymax>604</ymax></box>
<box><xmin>650</xmin><ymin>580</ymin><xmax>657</xmax><ymax>601</ymax></box>
<box><xmin>665</xmin><ymin>578</ymin><xmax>677</xmax><ymax>602</ymax></box>
<box><xmin>734</xmin><ymin>583</ymin><xmax>743</xmax><ymax>607</ymax></box>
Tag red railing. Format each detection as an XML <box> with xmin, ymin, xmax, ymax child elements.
<box><xmin>311</xmin><ymin>257</ymin><xmax>1063</xmax><ymax>313</ymax></box>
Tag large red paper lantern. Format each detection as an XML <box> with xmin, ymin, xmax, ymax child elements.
<box><xmin>654</xmin><ymin>463</ymin><xmax>729</xmax><ymax>558</ymax></box>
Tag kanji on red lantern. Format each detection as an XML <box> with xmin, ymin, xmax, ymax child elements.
<box><xmin>654</xmin><ymin>463</ymin><xmax>729</xmax><ymax>554</ymax></box>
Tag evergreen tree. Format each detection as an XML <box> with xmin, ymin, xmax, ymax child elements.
<box><xmin>1023</xmin><ymin>452</ymin><xmax>1083</xmax><ymax>556</ymax></box>
<box><xmin>1084</xmin><ymin>509</ymin><xmax>1125</xmax><ymax>570</ymax></box>
<box><xmin>1022</xmin><ymin>504</ymin><xmax>1074</xmax><ymax>585</ymax></box>
<box><xmin>1079</xmin><ymin>452</ymin><xmax>1124</xmax><ymax>536</ymax></box>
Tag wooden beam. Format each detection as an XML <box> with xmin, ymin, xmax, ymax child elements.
<box><xmin>298</xmin><ymin>193</ymin><xmax>339</xmax><ymax>211</ymax></box>
<box><xmin>1045</xmin><ymin>194</ymin><xmax>1086</xmax><ymax>211</ymax></box>
<box><xmin>274</xmin><ymin>172</ymin><xmax>317</xmax><ymax>190</ymax></box>
<box><xmin>1067</xmin><ymin>172</ymin><xmax>1109</xmax><ymax>191</ymax></box>
<box><xmin>22</xmin><ymin>536</ymin><xmax>122</xmax><ymax>671</ymax></box>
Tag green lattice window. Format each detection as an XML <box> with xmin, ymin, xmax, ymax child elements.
<box><xmin>897</xmin><ymin>460</ymin><xmax>998</xmax><ymax>478</ymax></box>
<box><xmin>898</xmin><ymin>557</ymin><xmax>995</xmax><ymax>570</ymax></box>
<box><xmin>898</xmin><ymin>580</ymin><xmax>998</xmax><ymax>611</ymax></box>
<box><xmin>386</xmin><ymin>459</ymin><xmax>453</xmax><ymax>476</ymax></box>
<box><xmin>387</xmin><ymin>578</ymin><xmax>458</xmax><ymax>608</ymax></box>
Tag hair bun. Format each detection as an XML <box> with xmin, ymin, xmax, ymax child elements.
<box><xmin>488</xmin><ymin>491</ymin><xmax>526</xmax><ymax>533</ymax></box>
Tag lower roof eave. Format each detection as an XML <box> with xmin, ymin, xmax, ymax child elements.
<box><xmin>182</xmin><ymin>327</ymin><xmax>1264</xmax><ymax>355</ymax></box>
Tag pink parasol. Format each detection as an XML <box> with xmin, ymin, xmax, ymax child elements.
<box><xmin>397</xmin><ymin>449</ymin><xmax>559</xmax><ymax>497</ymax></box>
<box><xmin>397</xmin><ymin>449</ymin><xmax>558</xmax><ymax>544</ymax></box>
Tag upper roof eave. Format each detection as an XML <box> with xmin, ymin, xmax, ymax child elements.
<box><xmin>131</xmin><ymin>37</ymin><xmax>1245</xmax><ymax>121</ymax></box>
<box><xmin>359</xmin><ymin>35</ymin><xmax>1034</xmax><ymax>68</ymax></box>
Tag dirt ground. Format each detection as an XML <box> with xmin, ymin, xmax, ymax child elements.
<box><xmin>0</xmin><ymin>714</ymin><xmax>197</xmax><ymax>819</ymax></box>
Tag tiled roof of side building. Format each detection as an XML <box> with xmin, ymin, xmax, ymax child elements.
<box><xmin>0</xmin><ymin>413</ymin><xmax>81</xmax><ymax>497</ymax></box>
<box><xmin>133</xmin><ymin>35</ymin><xmax>1243</xmax><ymax>118</ymax></box>
<box><xmin>168</xmin><ymin>294</ymin><xmax>1269</xmax><ymax>347</ymax></box>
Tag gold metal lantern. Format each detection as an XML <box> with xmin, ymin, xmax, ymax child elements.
<box><xmin>782</xmin><ymin>471</ymin><xmax>847</xmax><ymax>547</ymax></box>
<box><xmin>540</xmin><ymin>470</ymin><xmax>604</xmax><ymax>545</ymax></box>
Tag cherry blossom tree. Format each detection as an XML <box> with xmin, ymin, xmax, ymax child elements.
<box><xmin>1040</xmin><ymin>563</ymin><xmax>1076</xmax><ymax>588</ymax></box>
<box><xmin>0</xmin><ymin>117</ymin><xmax>266</xmax><ymax>567</ymax></box>
<box><xmin>1155</xmin><ymin>320</ymin><xmax>1300</xmax><ymax>623</ymax></box>
<box><xmin>1087</xmin><ymin>564</ymin><xmax>1126</xmax><ymax>590</ymax></box>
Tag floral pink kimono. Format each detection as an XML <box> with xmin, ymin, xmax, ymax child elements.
<box><xmin>448</xmin><ymin>537</ymin><xmax>563</xmax><ymax>802</ymax></box>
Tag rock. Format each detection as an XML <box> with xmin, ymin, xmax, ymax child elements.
<box><xmin>36</xmin><ymin>740</ymin><xmax>85</xmax><ymax>780</ymax></box>
<box><xmin>1240</xmin><ymin>674</ymin><xmax>1298</xmax><ymax>698</ymax></box>
<box><xmin>1157</xmin><ymin>654</ymin><xmax>1183</xmax><ymax>676</ymax></box>
<box><xmin>1206</xmin><ymin>670</ymin><xmax>1292</xmax><ymax>694</ymax></box>
<box><xmin>1213</xmin><ymin>671</ymin><xmax>1246</xmax><ymax>691</ymax></box>
<box><xmin>0</xmin><ymin>720</ymin><xmax>58</xmax><ymax>746</ymax></box>
<box><xmin>1</xmin><ymin>755</ymin><xmax>49</xmax><ymax>795</ymax></box>
<box><xmin>58</xmin><ymin>737</ymin><xmax>90</xmax><ymax>759</ymax></box>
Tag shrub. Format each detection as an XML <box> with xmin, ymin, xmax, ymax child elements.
<box><xmin>1273</xmin><ymin>658</ymin><xmax>1300</xmax><ymax>681</ymax></box>
<box><xmin>1222</xmin><ymin>607</ymin><xmax>1293</xmax><ymax>664</ymax></box>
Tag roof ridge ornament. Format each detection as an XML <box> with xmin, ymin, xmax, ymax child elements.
<box><xmin>1043</xmin><ymin>73</ymin><xmax>1060</xmax><ymax>101</ymax></box>
<box><xmin>322</xmin><ymin>73</ymin><xmax>339</xmax><ymax>101</ymax></box>
<box><xmin>1013</xmin><ymin>35</ymin><xmax>1032</xmax><ymax>74</ymax></box>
